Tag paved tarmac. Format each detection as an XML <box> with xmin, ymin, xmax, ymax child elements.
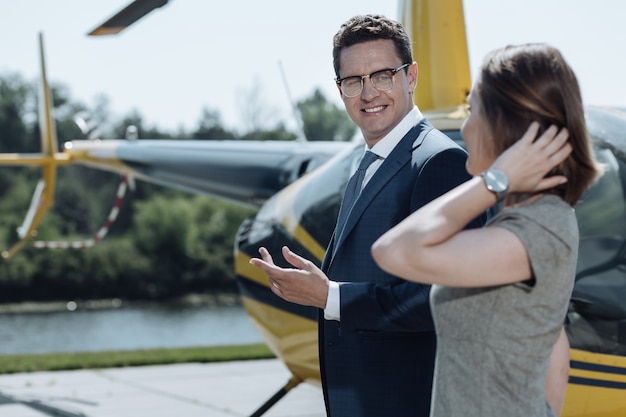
<box><xmin>0</xmin><ymin>359</ymin><xmax>326</xmax><ymax>417</ymax></box>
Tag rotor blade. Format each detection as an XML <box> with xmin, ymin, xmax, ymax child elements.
<box><xmin>62</xmin><ymin>139</ymin><xmax>352</xmax><ymax>208</ymax></box>
<box><xmin>87</xmin><ymin>0</ymin><xmax>169</xmax><ymax>36</ymax></box>
<box><xmin>38</xmin><ymin>33</ymin><xmax>58</xmax><ymax>157</ymax></box>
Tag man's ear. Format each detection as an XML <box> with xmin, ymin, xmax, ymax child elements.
<box><xmin>409</xmin><ymin>61</ymin><xmax>418</xmax><ymax>90</ymax></box>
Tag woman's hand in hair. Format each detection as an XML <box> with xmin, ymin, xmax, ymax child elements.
<box><xmin>493</xmin><ymin>122</ymin><xmax>572</xmax><ymax>194</ymax></box>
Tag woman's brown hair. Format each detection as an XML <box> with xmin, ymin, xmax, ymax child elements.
<box><xmin>475</xmin><ymin>43</ymin><xmax>601</xmax><ymax>205</ymax></box>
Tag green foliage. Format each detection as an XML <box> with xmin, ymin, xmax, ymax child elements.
<box><xmin>239</xmin><ymin>124</ymin><xmax>298</xmax><ymax>141</ymax></box>
<box><xmin>0</xmin><ymin>74</ymin><xmax>34</xmax><ymax>152</ymax></box>
<box><xmin>192</xmin><ymin>107</ymin><xmax>237</xmax><ymax>139</ymax></box>
<box><xmin>133</xmin><ymin>194</ymin><xmax>195</xmax><ymax>257</ymax></box>
<box><xmin>112</xmin><ymin>111</ymin><xmax>177</xmax><ymax>139</ymax></box>
<box><xmin>131</xmin><ymin>194</ymin><xmax>254</xmax><ymax>296</ymax></box>
<box><xmin>0</xmin><ymin>72</ymin><xmax>349</xmax><ymax>303</ymax></box>
<box><xmin>0</xmin><ymin>194</ymin><xmax>253</xmax><ymax>302</ymax></box>
<box><xmin>298</xmin><ymin>88</ymin><xmax>357</xmax><ymax>141</ymax></box>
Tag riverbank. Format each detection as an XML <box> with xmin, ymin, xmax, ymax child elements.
<box><xmin>0</xmin><ymin>343</ymin><xmax>274</xmax><ymax>374</ymax></box>
<box><xmin>0</xmin><ymin>292</ymin><xmax>241</xmax><ymax>314</ymax></box>
<box><xmin>0</xmin><ymin>295</ymin><xmax>262</xmax><ymax>356</ymax></box>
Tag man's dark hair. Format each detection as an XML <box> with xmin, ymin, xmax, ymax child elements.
<box><xmin>332</xmin><ymin>14</ymin><xmax>413</xmax><ymax>78</ymax></box>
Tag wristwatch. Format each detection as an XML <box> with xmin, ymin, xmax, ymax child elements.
<box><xmin>480</xmin><ymin>167</ymin><xmax>509</xmax><ymax>201</ymax></box>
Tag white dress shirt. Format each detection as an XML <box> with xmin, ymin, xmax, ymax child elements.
<box><xmin>324</xmin><ymin>107</ymin><xmax>424</xmax><ymax>320</ymax></box>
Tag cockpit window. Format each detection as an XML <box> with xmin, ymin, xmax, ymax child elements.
<box><xmin>567</xmin><ymin>108</ymin><xmax>626</xmax><ymax>356</ymax></box>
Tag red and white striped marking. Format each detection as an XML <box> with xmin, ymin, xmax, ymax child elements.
<box><xmin>32</xmin><ymin>175</ymin><xmax>129</xmax><ymax>250</ymax></box>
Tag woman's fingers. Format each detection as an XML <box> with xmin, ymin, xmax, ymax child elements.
<box><xmin>535</xmin><ymin>126</ymin><xmax>571</xmax><ymax>169</ymax></box>
<box><xmin>493</xmin><ymin>122</ymin><xmax>572</xmax><ymax>194</ymax></box>
<box><xmin>520</xmin><ymin>121</ymin><xmax>541</xmax><ymax>145</ymax></box>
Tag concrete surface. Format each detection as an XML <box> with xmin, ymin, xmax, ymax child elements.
<box><xmin>0</xmin><ymin>359</ymin><xmax>326</xmax><ymax>417</ymax></box>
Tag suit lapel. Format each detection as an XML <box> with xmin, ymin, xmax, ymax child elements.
<box><xmin>329</xmin><ymin>121</ymin><xmax>430</xmax><ymax>261</ymax></box>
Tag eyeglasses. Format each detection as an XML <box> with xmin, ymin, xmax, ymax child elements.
<box><xmin>336</xmin><ymin>63</ymin><xmax>410</xmax><ymax>98</ymax></box>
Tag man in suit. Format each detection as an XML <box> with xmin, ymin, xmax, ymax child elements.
<box><xmin>250</xmin><ymin>14</ymin><xmax>482</xmax><ymax>416</ymax></box>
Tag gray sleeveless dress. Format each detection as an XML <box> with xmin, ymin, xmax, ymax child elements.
<box><xmin>430</xmin><ymin>195</ymin><xmax>577</xmax><ymax>417</ymax></box>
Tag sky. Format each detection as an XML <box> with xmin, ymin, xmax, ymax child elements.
<box><xmin>1</xmin><ymin>0</ymin><xmax>625</xmax><ymax>134</ymax></box>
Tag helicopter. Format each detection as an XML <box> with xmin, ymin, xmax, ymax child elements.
<box><xmin>1</xmin><ymin>0</ymin><xmax>626</xmax><ymax>416</ymax></box>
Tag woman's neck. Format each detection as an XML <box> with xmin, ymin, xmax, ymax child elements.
<box><xmin>504</xmin><ymin>192</ymin><xmax>545</xmax><ymax>209</ymax></box>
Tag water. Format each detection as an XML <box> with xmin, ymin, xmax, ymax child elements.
<box><xmin>0</xmin><ymin>302</ymin><xmax>264</xmax><ymax>355</ymax></box>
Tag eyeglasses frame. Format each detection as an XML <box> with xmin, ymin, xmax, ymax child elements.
<box><xmin>335</xmin><ymin>63</ymin><xmax>411</xmax><ymax>98</ymax></box>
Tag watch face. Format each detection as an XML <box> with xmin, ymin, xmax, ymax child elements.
<box><xmin>486</xmin><ymin>169</ymin><xmax>508</xmax><ymax>193</ymax></box>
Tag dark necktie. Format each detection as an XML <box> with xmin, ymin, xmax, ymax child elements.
<box><xmin>334</xmin><ymin>150</ymin><xmax>378</xmax><ymax>252</ymax></box>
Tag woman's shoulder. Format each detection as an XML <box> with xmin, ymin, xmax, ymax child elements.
<box><xmin>491</xmin><ymin>194</ymin><xmax>578</xmax><ymax>241</ymax></box>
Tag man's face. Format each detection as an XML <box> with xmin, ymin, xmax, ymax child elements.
<box><xmin>337</xmin><ymin>39</ymin><xmax>417</xmax><ymax>147</ymax></box>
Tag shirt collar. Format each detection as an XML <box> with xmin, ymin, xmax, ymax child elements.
<box><xmin>368</xmin><ymin>106</ymin><xmax>423</xmax><ymax>159</ymax></box>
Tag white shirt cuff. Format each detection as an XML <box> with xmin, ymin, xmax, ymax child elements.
<box><xmin>324</xmin><ymin>280</ymin><xmax>340</xmax><ymax>321</ymax></box>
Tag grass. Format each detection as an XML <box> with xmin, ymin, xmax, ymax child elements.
<box><xmin>0</xmin><ymin>343</ymin><xmax>275</xmax><ymax>374</ymax></box>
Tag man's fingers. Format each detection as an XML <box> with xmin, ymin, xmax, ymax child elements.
<box><xmin>282</xmin><ymin>246</ymin><xmax>312</xmax><ymax>270</ymax></box>
<box><xmin>250</xmin><ymin>248</ymin><xmax>283</xmax><ymax>279</ymax></box>
<box><xmin>258</xmin><ymin>247</ymin><xmax>274</xmax><ymax>264</ymax></box>
<box><xmin>269</xmin><ymin>277</ymin><xmax>281</xmax><ymax>291</ymax></box>
<box><xmin>250</xmin><ymin>258</ymin><xmax>277</xmax><ymax>276</ymax></box>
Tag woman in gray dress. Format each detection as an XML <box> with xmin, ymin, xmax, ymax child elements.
<box><xmin>371</xmin><ymin>43</ymin><xmax>602</xmax><ymax>417</ymax></box>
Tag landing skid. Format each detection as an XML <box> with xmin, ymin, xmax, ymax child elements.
<box><xmin>250</xmin><ymin>375</ymin><xmax>303</xmax><ymax>417</ymax></box>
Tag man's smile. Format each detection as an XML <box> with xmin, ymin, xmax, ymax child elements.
<box><xmin>363</xmin><ymin>105</ymin><xmax>387</xmax><ymax>113</ymax></box>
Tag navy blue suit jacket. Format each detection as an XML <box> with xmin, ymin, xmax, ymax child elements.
<box><xmin>319</xmin><ymin>119</ymin><xmax>482</xmax><ymax>417</ymax></box>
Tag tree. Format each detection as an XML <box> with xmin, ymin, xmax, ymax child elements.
<box><xmin>297</xmin><ymin>88</ymin><xmax>356</xmax><ymax>141</ymax></box>
<box><xmin>0</xmin><ymin>74</ymin><xmax>33</xmax><ymax>152</ymax></box>
<box><xmin>0</xmin><ymin>70</ymin><xmax>364</xmax><ymax>303</ymax></box>
<box><xmin>112</xmin><ymin>110</ymin><xmax>175</xmax><ymax>140</ymax></box>
<box><xmin>239</xmin><ymin>123</ymin><xmax>297</xmax><ymax>141</ymax></box>
<box><xmin>192</xmin><ymin>107</ymin><xmax>236</xmax><ymax>139</ymax></box>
